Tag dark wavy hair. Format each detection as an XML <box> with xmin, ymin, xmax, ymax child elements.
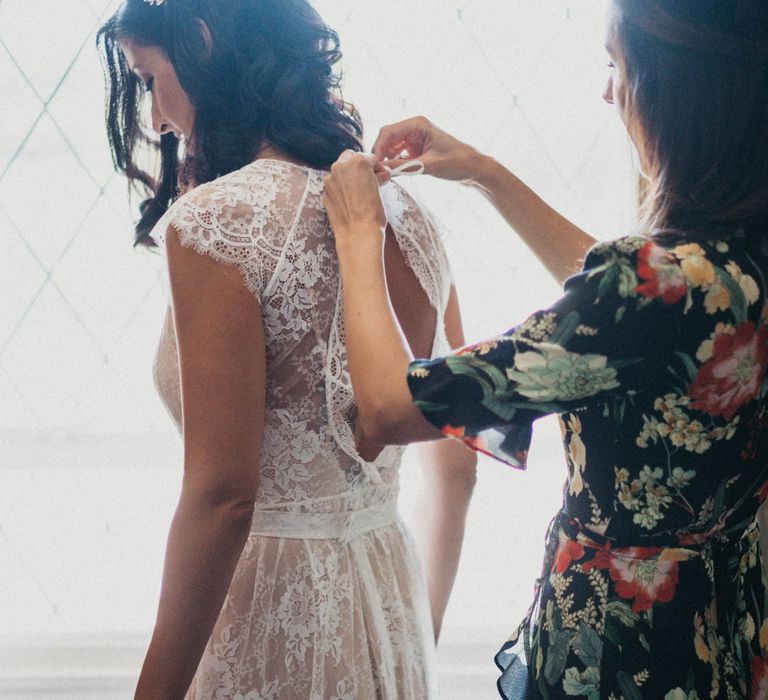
<box><xmin>612</xmin><ymin>0</ymin><xmax>768</xmax><ymax>239</ymax></box>
<box><xmin>97</xmin><ymin>0</ymin><xmax>363</xmax><ymax>247</ymax></box>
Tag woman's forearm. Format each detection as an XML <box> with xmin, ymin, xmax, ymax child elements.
<box><xmin>469</xmin><ymin>156</ymin><xmax>597</xmax><ymax>284</ymax></box>
<box><xmin>336</xmin><ymin>234</ymin><xmax>441</xmax><ymax>445</ymax></box>
<box><xmin>412</xmin><ymin>441</ymin><xmax>477</xmax><ymax>642</ymax></box>
<box><xmin>135</xmin><ymin>487</ymin><xmax>253</xmax><ymax>699</ymax></box>
<box><xmin>372</xmin><ymin>119</ymin><xmax>596</xmax><ymax>283</ymax></box>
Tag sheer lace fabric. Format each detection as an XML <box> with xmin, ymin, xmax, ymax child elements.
<box><xmin>151</xmin><ymin>160</ymin><xmax>452</xmax><ymax>699</ymax></box>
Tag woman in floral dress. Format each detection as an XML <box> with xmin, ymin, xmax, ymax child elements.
<box><xmin>323</xmin><ymin>0</ymin><xmax>768</xmax><ymax>697</ymax></box>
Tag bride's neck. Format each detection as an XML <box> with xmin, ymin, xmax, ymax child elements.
<box><xmin>253</xmin><ymin>143</ymin><xmax>308</xmax><ymax>168</ymax></box>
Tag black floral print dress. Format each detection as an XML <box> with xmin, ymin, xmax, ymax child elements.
<box><xmin>407</xmin><ymin>232</ymin><xmax>768</xmax><ymax>699</ymax></box>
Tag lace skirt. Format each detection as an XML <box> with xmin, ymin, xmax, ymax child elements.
<box><xmin>185</xmin><ymin>502</ymin><xmax>438</xmax><ymax>699</ymax></box>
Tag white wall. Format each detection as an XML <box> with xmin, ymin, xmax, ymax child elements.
<box><xmin>0</xmin><ymin>0</ymin><xmax>637</xmax><ymax>695</ymax></box>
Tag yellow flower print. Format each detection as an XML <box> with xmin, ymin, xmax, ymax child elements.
<box><xmin>673</xmin><ymin>243</ymin><xmax>716</xmax><ymax>287</ymax></box>
<box><xmin>725</xmin><ymin>261</ymin><xmax>760</xmax><ymax>305</ymax></box>
<box><xmin>410</xmin><ymin>367</ymin><xmax>430</xmax><ymax>378</ymax></box>
<box><xmin>761</xmin><ymin>617</ymin><xmax>768</xmax><ymax>652</ymax></box>
<box><xmin>566</xmin><ymin>414</ymin><xmax>586</xmax><ymax>496</ymax></box>
<box><xmin>743</xmin><ymin>612</ymin><xmax>756</xmax><ymax>642</ymax></box>
<box><xmin>741</xmin><ymin>276</ymin><xmax>760</xmax><ymax>305</ymax></box>
<box><xmin>694</xmin><ymin>612</ymin><xmax>710</xmax><ymax>663</ymax></box>
<box><xmin>469</xmin><ymin>340</ymin><xmax>501</xmax><ymax>356</ymax></box>
<box><xmin>695</xmin><ymin>323</ymin><xmax>735</xmax><ymax>363</ymax></box>
<box><xmin>703</xmin><ymin>283</ymin><xmax>730</xmax><ymax>315</ymax></box>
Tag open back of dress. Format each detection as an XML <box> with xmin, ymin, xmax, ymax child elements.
<box><xmin>152</xmin><ymin>159</ymin><xmax>452</xmax><ymax>699</ymax></box>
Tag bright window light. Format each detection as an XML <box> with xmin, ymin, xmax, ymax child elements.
<box><xmin>0</xmin><ymin>1</ymin><xmax>636</xmax><ymax>695</ymax></box>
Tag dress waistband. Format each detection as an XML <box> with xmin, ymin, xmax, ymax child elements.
<box><xmin>553</xmin><ymin>509</ymin><xmax>759</xmax><ymax>632</ymax></box>
<box><xmin>248</xmin><ymin>499</ymin><xmax>400</xmax><ymax>544</ymax></box>
<box><xmin>555</xmin><ymin>509</ymin><xmax>757</xmax><ymax>551</ymax></box>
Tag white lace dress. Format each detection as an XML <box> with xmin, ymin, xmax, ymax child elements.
<box><xmin>150</xmin><ymin>159</ymin><xmax>453</xmax><ymax>700</ymax></box>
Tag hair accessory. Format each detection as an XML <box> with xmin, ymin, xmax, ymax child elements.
<box><xmin>143</xmin><ymin>0</ymin><xmax>165</xmax><ymax>6</ymax></box>
<box><xmin>388</xmin><ymin>160</ymin><xmax>425</xmax><ymax>178</ymax></box>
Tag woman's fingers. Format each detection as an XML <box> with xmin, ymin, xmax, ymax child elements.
<box><xmin>323</xmin><ymin>151</ymin><xmax>389</xmax><ymax>238</ymax></box>
<box><xmin>372</xmin><ymin>116</ymin><xmax>432</xmax><ymax>161</ymax></box>
<box><xmin>333</xmin><ymin>150</ymin><xmax>391</xmax><ymax>184</ymax></box>
<box><xmin>373</xmin><ymin>116</ymin><xmax>481</xmax><ymax>181</ymax></box>
<box><xmin>373</xmin><ymin>160</ymin><xmax>392</xmax><ymax>185</ymax></box>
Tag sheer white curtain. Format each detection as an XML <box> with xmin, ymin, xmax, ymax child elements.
<box><xmin>0</xmin><ymin>1</ymin><xmax>636</xmax><ymax>696</ymax></box>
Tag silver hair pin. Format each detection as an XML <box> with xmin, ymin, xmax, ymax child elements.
<box><xmin>144</xmin><ymin>0</ymin><xmax>165</xmax><ymax>6</ymax></box>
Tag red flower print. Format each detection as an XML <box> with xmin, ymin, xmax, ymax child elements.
<box><xmin>751</xmin><ymin>655</ymin><xmax>768</xmax><ymax>699</ymax></box>
<box><xmin>442</xmin><ymin>425</ymin><xmax>466</xmax><ymax>439</ymax></box>
<box><xmin>553</xmin><ymin>536</ymin><xmax>585</xmax><ymax>574</ymax></box>
<box><xmin>636</xmin><ymin>242</ymin><xmax>688</xmax><ymax>304</ymax></box>
<box><xmin>464</xmin><ymin>435</ymin><xmax>488</xmax><ymax>452</ymax></box>
<box><xmin>441</xmin><ymin>424</ymin><xmax>488</xmax><ymax>454</ymax></box>
<box><xmin>584</xmin><ymin>546</ymin><xmax>681</xmax><ymax>613</ymax></box>
<box><xmin>689</xmin><ymin>322</ymin><xmax>768</xmax><ymax>420</ymax></box>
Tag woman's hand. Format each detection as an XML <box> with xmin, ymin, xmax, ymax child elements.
<box><xmin>323</xmin><ymin>151</ymin><xmax>389</xmax><ymax>247</ymax></box>
<box><xmin>372</xmin><ymin>116</ymin><xmax>488</xmax><ymax>182</ymax></box>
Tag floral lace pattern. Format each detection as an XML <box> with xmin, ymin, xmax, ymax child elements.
<box><xmin>151</xmin><ymin>160</ymin><xmax>450</xmax><ymax>698</ymax></box>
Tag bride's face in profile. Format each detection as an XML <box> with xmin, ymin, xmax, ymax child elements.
<box><xmin>120</xmin><ymin>39</ymin><xmax>195</xmax><ymax>140</ymax></box>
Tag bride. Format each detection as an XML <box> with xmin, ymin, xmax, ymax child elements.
<box><xmin>98</xmin><ymin>0</ymin><xmax>476</xmax><ymax>698</ymax></box>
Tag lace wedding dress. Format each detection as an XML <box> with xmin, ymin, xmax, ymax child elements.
<box><xmin>151</xmin><ymin>159</ymin><xmax>452</xmax><ymax>699</ymax></box>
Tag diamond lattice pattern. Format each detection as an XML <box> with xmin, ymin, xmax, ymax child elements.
<box><xmin>0</xmin><ymin>0</ymin><xmax>636</xmax><ymax>645</ymax></box>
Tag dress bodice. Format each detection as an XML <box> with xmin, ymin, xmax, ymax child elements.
<box><xmin>151</xmin><ymin>159</ymin><xmax>453</xmax><ymax>515</ymax></box>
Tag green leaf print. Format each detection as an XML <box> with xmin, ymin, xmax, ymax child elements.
<box><xmin>716</xmin><ymin>266</ymin><xmax>747</xmax><ymax>323</ymax></box>
<box><xmin>445</xmin><ymin>356</ymin><xmax>508</xmax><ymax>391</ymax></box>
<box><xmin>664</xmin><ymin>690</ymin><xmax>700</xmax><ymax>700</ymax></box>
<box><xmin>603</xmin><ymin>620</ymin><xmax>622</xmax><ymax>648</ymax></box>
<box><xmin>596</xmin><ymin>263</ymin><xmax>619</xmax><ymax>301</ymax></box>
<box><xmin>703</xmin><ymin>479</ymin><xmax>728</xmax><ymax>531</ymax></box>
<box><xmin>563</xmin><ymin>667</ymin><xmax>600</xmax><ymax>699</ymax></box>
<box><xmin>572</xmin><ymin>623</ymin><xmax>603</xmax><ymax>668</ymax></box>
<box><xmin>413</xmin><ymin>400</ymin><xmax>451</xmax><ymax>413</ymax></box>
<box><xmin>616</xmin><ymin>671</ymin><xmax>645</xmax><ymax>700</ymax></box>
<box><xmin>544</xmin><ymin>628</ymin><xmax>575</xmax><ymax>686</ymax></box>
<box><xmin>444</xmin><ymin>356</ymin><xmax>518</xmax><ymax>420</ymax></box>
<box><xmin>605</xmin><ymin>600</ymin><xmax>640</xmax><ymax>627</ymax></box>
<box><xmin>480</xmin><ymin>398</ymin><xmax>519</xmax><ymax>421</ymax></box>
<box><xmin>617</xmin><ymin>262</ymin><xmax>639</xmax><ymax>299</ymax></box>
<box><xmin>502</xmin><ymin>400</ymin><xmax>563</xmax><ymax>415</ymax></box>
<box><xmin>675</xmin><ymin>352</ymin><xmax>699</xmax><ymax>384</ymax></box>
<box><xmin>550</xmin><ymin>311</ymin><xmax>581</xmax><ymax>346</ymax></box>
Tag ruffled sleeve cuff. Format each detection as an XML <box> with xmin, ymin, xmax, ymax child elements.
<box><xmin>406</xmin><ymin>356</ymin><xmax>533</xmax><ymax>468</ymax></box>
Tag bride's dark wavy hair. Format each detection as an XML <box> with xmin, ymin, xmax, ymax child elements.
<box><xmin>97</xmin><ymin>0</ymin><xmax>363</xmax><ymax>247</ymax></box>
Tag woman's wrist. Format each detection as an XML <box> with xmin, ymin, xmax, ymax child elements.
<box><xmin>333</xmin><ymin>223</ymin><xmax>386</xmax><ymax>256</ymax></box>
<box><xmin>466</xmin><ymin>153</ymin><xmax>508</xmax><ymax>193</ymax></box>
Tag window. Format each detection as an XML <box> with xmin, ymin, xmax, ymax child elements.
<box><xmin>0</xmin><ymin>1</ymin><xmax>636</xmax><ymax>696</ymax></box>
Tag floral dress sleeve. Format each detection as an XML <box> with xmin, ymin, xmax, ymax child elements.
<box><xmin>407</xmin><ymin>236</ymin><xmax>691</xmax><ymax>467</ymax></box>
